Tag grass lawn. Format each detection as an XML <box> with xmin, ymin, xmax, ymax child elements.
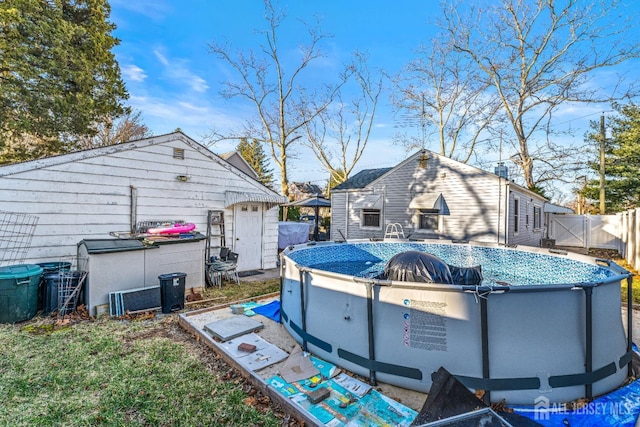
<box><xmin>0</xmin><ymin>278</ymin><xmax>299</xmax><ymax>427</ymax></box>
<box><xmin>582</xmin><ymin>248</ymin><xmax>640</xmax><ymax>305</ymax></box>
<box><xmin>611</xmin><ymin>256</ymin><xmax>640</xmax><ymax>306</ymax></box>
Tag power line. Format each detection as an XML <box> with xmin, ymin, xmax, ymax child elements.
<box><xmin>553</xmin><ymin>110</ymin><xmax>615</xmax><ymax>126</ymax></box>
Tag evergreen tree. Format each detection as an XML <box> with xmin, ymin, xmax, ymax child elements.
<box><xmin>0</xmin><ymin>0</ymin><xmax>128</xmax><ymax>163</ymax></box>
<box><xmin>583</xmin><ymin>103</ymin><xmax>640</xmax><ymax>213</ymax></box>
<box><xmin>237</xmin><ymin>138</ymin><xmax>275</xmax><ymax>190</ymax></box>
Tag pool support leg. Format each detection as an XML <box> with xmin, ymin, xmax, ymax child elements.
<box><xmin>627</xmin><ymin>275</ymin><xmax>633</xmax><ymax>378</ymax></box>
<box><xmin>480</xmin><ymin>296</ymin><xmax>490</xmax><ymax>405</ymax></box>
<box><xmin>584</xmin><ymin>286</ymin><xmax>593</xmax><ymax>400</ymax></box>
<box><xmin>299</xmin><ymin>269</ymin><xmax>308</xmax><ymax>352</ymax></box>
<box><xmin>365</xmin><ymin>282</ymin><xmax>377</xmax><ymax>386</ymax></box>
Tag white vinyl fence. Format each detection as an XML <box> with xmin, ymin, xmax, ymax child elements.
<box><xmin>619</xmin><ymin>208</ymin><xmax>640</xmax><ymax>272</ymax></box>
<box><xmin>548</xmin><ymin>210</ymin><xmax>640</xmax><ymax>272</ymax></box>
<box><xmin>548</xmin><ymin>214</ymin><xmax>620</xmax><ymax>251</ymax></box>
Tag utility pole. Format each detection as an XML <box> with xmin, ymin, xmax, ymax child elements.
<box><xmin>599</xmin><ymin>114</ymin><xmax>606</xmax><ymax>214</ymax></box>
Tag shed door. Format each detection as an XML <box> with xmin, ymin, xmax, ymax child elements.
<box><xmin>233</xmin><ymin>203</ymin><xmax>263</xmax><ymax>271</ymax></box>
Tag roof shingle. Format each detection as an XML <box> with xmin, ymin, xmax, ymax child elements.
<box><xmin>332</xmin><ymin>167</ymin><xmax>392</xmax><ymax>190</ymax></box>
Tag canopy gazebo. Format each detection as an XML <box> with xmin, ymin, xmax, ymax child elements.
<box><xmin>284</xmin><ymin>194</ymin><xmax>331</xmax><ymax>241</ymax></box>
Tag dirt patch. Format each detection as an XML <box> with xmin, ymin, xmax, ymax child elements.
<box><xmin>553</xmin><ymin>246</ymin><xmax>621</xmax><ymax>259</ymax></box>
<box><xmin>588</xmin><ymin>248</ymin><xmax>622</xmax><ymax>259</ymax></box>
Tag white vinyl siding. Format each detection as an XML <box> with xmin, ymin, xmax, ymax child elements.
<box><xmin>507</xmin><ymin>190</ymin><xmax>546</xmax><ymax>247</ymax></box>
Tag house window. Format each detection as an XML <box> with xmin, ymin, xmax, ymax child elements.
<box><xmin>418</xmin><ymin>209</ymin><xmax>439</xmax><ymax>231</ymax></box>
<box><xmin>252</xmin><ymin>206</ymin><xmax>258</xmax><ymax>212</ymax></box>
<box><xmin>362</xmin><ymin>209</ymin><xmax>381</xmax><ymax>228</ymax></box>
<box><xmin>533</xmin><ymin>206</ymin><xmax>542</xmax><ymax>230</ymax></box>
<box><xmin>513</xmin><ymin>197</ymin><xmax>519</xmax><ymax>233</ymax></box>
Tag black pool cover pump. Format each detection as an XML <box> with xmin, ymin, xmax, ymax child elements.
<box><xmin>381</xmin><ymin>250</ymin><xmax>483</xmax><ymax>286</ymax></box>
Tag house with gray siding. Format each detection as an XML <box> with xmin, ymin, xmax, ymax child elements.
<box><xmin>331</xmin><ymin>149</ymin><xmax>556</xmax><ymax>247</ymax></box>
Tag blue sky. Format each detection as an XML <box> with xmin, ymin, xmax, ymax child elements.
<box><xmin>109</xmin><ymin>0</ymin><xmax>639</xmax><ymax>199</ymax></box>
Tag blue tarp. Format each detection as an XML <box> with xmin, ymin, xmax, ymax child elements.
<box><xmin>511</xmin><ymin>344</ymin><xmax>640</xmax><ymax>426</ymax></box>
<box><xmin>512</xmin><ymin>376</ymin><xmax>640</xmax><ymax>426</ymax></box>
<box><xmin>251</xmin><ymin>300</ymin><xmax>281</xmax><ymax>322</ymax></box>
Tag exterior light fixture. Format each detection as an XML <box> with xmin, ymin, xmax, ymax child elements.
<box><xmin>419</xmin><ymin>152</ymin><xmax>430</xmax><ymax>168</ymax></box>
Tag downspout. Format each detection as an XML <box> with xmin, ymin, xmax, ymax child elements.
<box><xmin>504</xmin><ymin>183</ymin><xmax>510</xmax><ymax>246</ymax></box>
<box><xmin>382</xmin><ymin>186</ymin><xmax>386</xmax><ymax>236</ymax></box>
<box><xmin>130</xmin><ymin>185</ymin><xmax>137</xmax><ymax>233</ymax></box>
<box><xmin>345</xmin><ymin>191</ymin><xmax>349</xmax><ymax>240</ymax></box>
<box><xmin>497</xmin><ymin>175</ymin><xmax>501</xmax><ymax>244</ymax></box>
<box><xmin>261</xmin><ymin>205</ymin><xmax>266</xmax><ymax>269</ymax></box>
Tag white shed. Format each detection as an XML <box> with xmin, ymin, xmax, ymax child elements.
<box><xmin>0</xmin><ymin>131</ymin><xmax>286</xmax><ymax>278</ymax></box>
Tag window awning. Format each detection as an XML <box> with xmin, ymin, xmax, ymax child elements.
<box><xmin>409</xmin><ymin>192</ymin><xmax>450</xmax><ymax>215</ymax></box>
<box><xmin>352</xmin><ymin>194</ymin><xmax>383</xmax><ymax>209</ymax></box>
<box><xmin>225</xmin><ymin>191</ymin><xmax>288</xmax><ymax>209</ymax></box>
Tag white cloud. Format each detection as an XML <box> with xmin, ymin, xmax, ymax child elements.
<box><xmin>153</xmin><ymin>49</ymin><xmax>169</xmax><ymax>66</ymax></box>
<box><xmin>177</xmin><ymin>101</ymin><xmax>209</xmax><ymax>113</ymax></box>
<box><xmin>127</xmin><ymin>95</ymin><xmax>242</xmax><ymax>139</ymax></box>
<box><xmin>109</xmin><ymin>0</ymin><xmax>170</xmax><ymax>22</ymax></box>
<box><xmin>121</xmin><ymin>64</ymin><xmax>147</xmax><ymax>82</ymax></box>
<box><xmin>153</xmin><ymin>48</ymin><xmax>209</xmax><ymax>93</ymax></box>
<box><xmin>186</xmin><ymin>76</ymin><xmax>209</xmax><ymax>93</ymax></box>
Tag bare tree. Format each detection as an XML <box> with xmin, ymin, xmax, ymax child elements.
<box><xmin>391</xmin><ymin>34</ymin><xmax>500</xmax><ymax>163</ymax></box>
<box><xmin>302</xmin><ymin>52</ymin><xmax>383</xmax><ymax>187</ymax></box>
<box><xmin>443</xmin><ymin>0</ymin><xmax>640</xmax><ymax>193</ymax></box>
<box><xmin>74</xmin><ymin>110</ymin><xmax>152</xmax><ymax>149</ymax></box>
<box><xmin>208</xmin><ymin>0</ymin><xmax>348</xmax><ymax>199</ymax></box>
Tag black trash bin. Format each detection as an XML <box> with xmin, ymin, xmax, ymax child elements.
<box><xmin>42</xmin><ymin>270</ymin><xmax>84</xmax><ymax>314</ymax></box>
<box><xmin>158</xmin><ymin>272</ymin><xmax>186</xmax><ymax>314</ymax></box>
<box><xmin>37</xmin><ymin>262</ymin><xmax>72</xmax><ymax>311</ymax></box>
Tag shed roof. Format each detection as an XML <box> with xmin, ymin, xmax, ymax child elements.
<box><xmin>0</xmin><ymin>131</ymin><xmax>283</xmax><ymax>200</ymax></box>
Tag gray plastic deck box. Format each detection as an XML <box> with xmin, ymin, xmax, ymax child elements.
<box><xmin>78</xmin><ymin>235</ymin><xmax>205</xmax><ymax>316</ymax></box>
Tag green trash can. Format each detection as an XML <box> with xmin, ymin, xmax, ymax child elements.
<box><xmin>0</xmin><ymin>264</ymin><xmax>43</xmax><ymax>323</ymax></box>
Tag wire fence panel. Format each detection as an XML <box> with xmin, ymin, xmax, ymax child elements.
<box><xmin>0</xmin><ymin>211</ymin><xmax>39</xmax><ymax>267</ymax></box>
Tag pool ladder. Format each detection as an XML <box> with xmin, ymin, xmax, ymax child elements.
<box><xmin>384</xmin><ymin>223</ymin><xmax>405</xmax><ymax>239</ymax></box>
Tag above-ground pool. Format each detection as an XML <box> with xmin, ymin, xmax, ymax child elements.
<box><xmin>280</xmin><ymin>240</ymin><xmax>633</xmax><ymax>405</ymax></box>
